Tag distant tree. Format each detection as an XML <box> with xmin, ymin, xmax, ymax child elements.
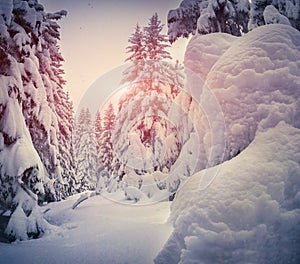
<box><xmin>74</xmin><ymin>108</ymin><xmax>98</xmax><ymax>191</ymax></box>
<box><xmin>121</xmin><ymin>24</ymin><xmax>146</xmax><ymax>86</ymax></box>
<box><xmin>144</xmin><ymin>13</ymin><xmax>172</xmax><ymax>61</ymax></box>
<box><xmin>113</xmin><ymin>14</ymin><xmax>184</xmax><ymax>188</ymax></box>
<box><xmin>121</xmin><ymin>13</ymin><xmax>183</xmax><ymax>99</ymax></box>
<box><xmin>94</xmin><ymin>110</ymin><xmax>102</xmax><ymax>151</ymax></box>
<box><xmin>98</xmin><ymin>103</ymin><xmax>116</xmax><ymax>174</ymax></box>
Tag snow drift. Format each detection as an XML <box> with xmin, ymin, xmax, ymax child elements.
<box><xmin>156</xmin><ymin>122</ymin><xmax>300</xmax><ymax>264</ymax></box>
<box><xmin>155</xmin><ymin>24</ymin><xmax>300</xmax><ymax>263</ymax></box>
<box><xmin>185</xmin><ymin>24</ymin><xmax>300</xmax><ymax>162</ymax></box>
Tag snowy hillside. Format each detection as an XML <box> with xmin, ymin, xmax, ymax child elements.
<box><xmin>155</xmin><ymin>24</ymin><xmax>300</xmax><ymax>263</ymax></box>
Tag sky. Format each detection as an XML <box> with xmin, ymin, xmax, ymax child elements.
<box><xmin>40</xmin><ymin>0</ymin><xmax>189</xmax><ymax>112</ymax></box>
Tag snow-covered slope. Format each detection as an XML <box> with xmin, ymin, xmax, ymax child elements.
<box><xmin>155</xmin><ymin>24</ymin><xmax>300</xmax><ymax>263</ymax></box>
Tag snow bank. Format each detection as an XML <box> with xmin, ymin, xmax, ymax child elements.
<box><xmin>155</xmin><ymin>122</ymin><xmax>300</xmax><ymax>263</ymax></box>
<box><xmin>184</xmin><ymin>32</ymin><xmax>237</xmax><ymax>81</ymax></box>
<box><xmin>211</xmin><ymin>24</ymin><xmax>300</xmax><ymax>159</ymax></box>
<box><xmin>156</xmin><ymin>24</ymin><xmax>300</xmax><ymax>263</ymax></box>
<box><xmin>186</xmin><ymin>24</ymin><xmax>300</xmax><ymax>161</ymax></box>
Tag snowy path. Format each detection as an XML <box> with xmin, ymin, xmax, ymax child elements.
<box><xmin>0</xmin><ymin>194</ymin><xmax>172</xmax><ymax>264</ymax></box>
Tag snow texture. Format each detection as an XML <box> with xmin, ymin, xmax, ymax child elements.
<box><xmin>156</xmin><ymin>24</ymin><xmax>300</xmax><ymax>263</ymax></box>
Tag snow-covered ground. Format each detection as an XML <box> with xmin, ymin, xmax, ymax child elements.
<box><xmin>0</xmin><ymin>194</ymin><xmax>172</xmax><ymax>264</ymax></box>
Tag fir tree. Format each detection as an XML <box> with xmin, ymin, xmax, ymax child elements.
<box><xmin>0</xmin><ymin>0</ymin><xmax>74</xmax><ymax>241</ymax></box>
<box><xmin>74</xmin><ymin>108</ymin><xmax>98</xmax><ymax>191</ymax></box>
<box><xmin>113</xmin><ymin>14</ymin><xmax>184</xmax><ymax>189</ymax></box>
<box><xmin>122</xmin><ymin>13</ymin><xmax>183</xmax><ymax>98</ymax></box>
<box><xmin>144</xmin><ymin>13</ymin><xmax>172</xmax><ymax>61</ymax></box>
<box><xmin>98</xmin><ymin>103</ymin><xmax>116</xmax><ymax>174</ymax></box>
<box><xmin>248</xmin><ymin>0</ymin><xmax>273</xmax><ymax>30</ymax></box>
<box><xmin>121</xmin><ymin>24</ymin><xmax>146</xmax><ymax>86</ymax></box>
<box><xmin>196</xmin><ymin>0</ymin><xmax>250</xmax><ymax>36</ymax></box>
<box><xmin>38</xmin><ymin>9</ymin><xmax>76</xmax><ymax>201</ymax></box>
<box><xmin>168</xmin><ymin>0</ymin><xmax>299</xmax><ymax>42</ymax></box>
<box><xmin>248</xmin><ymin>0</ymin><xmax>300</xmax><ymax>30</ymax></box>
<box><xmin>167</xmin><ymin>0</ymin><xmax>250</xmax><ymax>42</ymax></box>
<box><xmin>94</xmin><ymin>110</ymin><xmax>102</xmax><ymax>151</ymax></box>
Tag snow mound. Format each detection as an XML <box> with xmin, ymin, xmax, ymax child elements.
<box><xmin>184</xmin><ymin>32</ymin><xmax>237</xmax><ymax>81</ymax></box>
<box><xmin>155</xmin><ymin>122</ymin><xmax>300</xmax><ymax>264</ymax></box>
<box><xmin>155</xmin><ymin>24</ymin><xmax>300</xmax><ymax>264</ymax></box>
<box><xmin>191</xmin><ymin>24</ymin><xmax>300</xmax><ymax>160</ymax></box>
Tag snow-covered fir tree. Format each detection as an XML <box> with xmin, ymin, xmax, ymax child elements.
<box><xmin>248</xmin><ymin>0</ymin><xmax>300</xmax><ymax>30</ymax></box>
<box><xmin>112</xmin><ymin>14</ymin><xmax>184</xmax><ymax>194</ymax></box>
<box><xmin>94</xmin><ymin>110</ymin><xmax>102</xmax><ymax>151</ymax></box>
<box><xmin>167</xmin><ymin>0</ymin><xmax>250</xmax><ymax>42</ymax></box>
<box><xmin>121</xmin><ymin>13</ymin><xmax>184</xmax><ymax>100</ymax></box>
<box><xmin>2</xmin><ymin>0</ymin><xmax>76</xmax><ymax>202</ymax></box>
<box><xmin>74</xmin><ymin>108</ymin><xmax>98</xmax><ymax>191</ymax></box>
<box><xmin>168</xmin><ymin>0</ymin><xmax>299</xmax><ymax>42</ymax></box>
<box><xmin>121</xmin><ymin>24</ymin><xmax>146</xmax><ymax>90</ymax></box>
<box><xmin>197</xmin><ymin>0</ymin><xmax>250</xmax><ymax>36</ymax></box>
<box><xmin>98</xmin><ymin>103</ymin><xmax>116</xmax><ymax>175</ymax></box>
<box><xmin>0</xmin><ymin>0</ymin><xmax>75</xmax><ymax>241</ymax></box>
<box><xmin>248</xmin><ymin>0</ymin><xmax>272</xmax><ymax>30</ymax></box>
<box><xmin>37</xmin><ymin>12</ymin><xmax>77</xmax><ymax>200</ymax></box>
